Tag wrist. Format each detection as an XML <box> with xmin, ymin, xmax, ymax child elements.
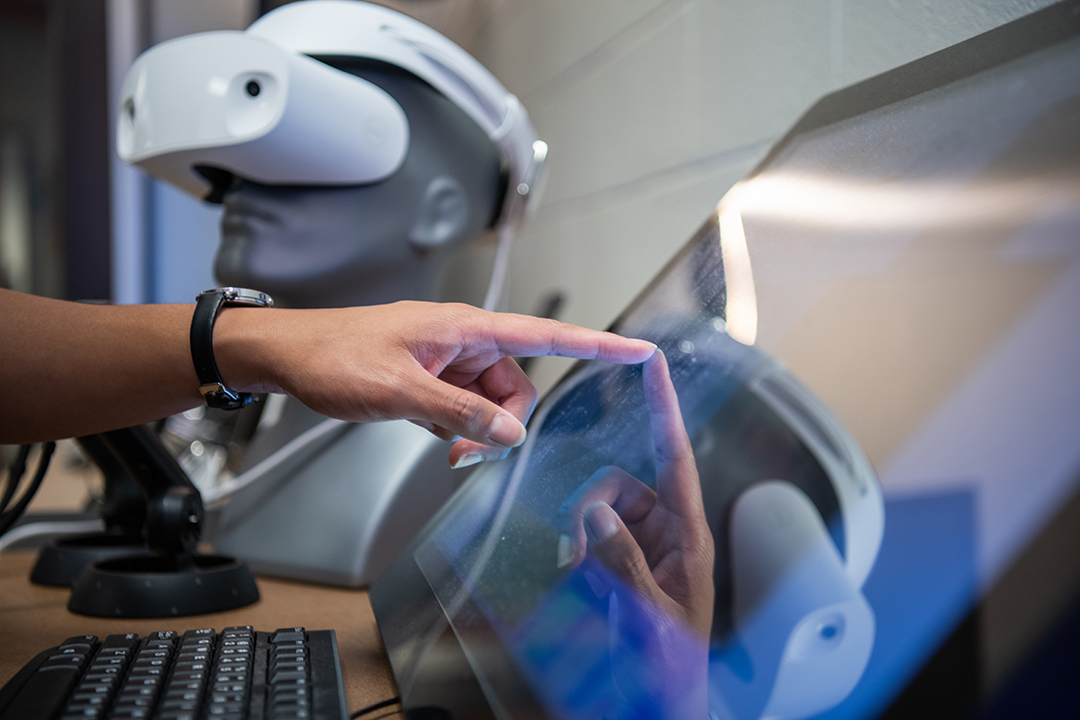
<box><xmin>203</xmin><ymin>304</ymin><xmax>285</xmax><ymax>398</ymax></box>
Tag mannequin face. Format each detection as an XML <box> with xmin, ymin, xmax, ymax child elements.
<box><xmin>213</xmin><ymin>61</ymin><xmax>503</xmax><ymax>308</ymax></box>
<box><xmin>217</xmin><ymin>179</ymin><xmax>428</xmax><ymax>289</ymax></box>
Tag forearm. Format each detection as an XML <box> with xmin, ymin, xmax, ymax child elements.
<box><xmin>1</xmin><ymin>292</ymin><xmax>656</xmax><ymax>456</ymax></box>
<box><xmin>0</xmin><ymin>289</ymin><xmax>202</xmax><ymax>443</ymax></box>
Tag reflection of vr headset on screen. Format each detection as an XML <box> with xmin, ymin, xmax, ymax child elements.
<box><xmin>116</xmin><ymin>0</ymin><xmax>547</xmax><ymax>586</ymax></box>
<box><xmin>602</xmin><ymin>223</ymin><xmax>883</xmax><ymax>720</ymax></box>
<box><xmin>524</xmin><ymin>333</ymin><xmax>882</xmax><ymax>720</ymax></box>
<box><xmin>709</xmin><ymin>358</ymin><xmax>881</xmax><ymax>720</ymax></box>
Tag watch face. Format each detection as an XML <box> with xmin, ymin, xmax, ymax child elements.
<box><xmin>202</xmin><ymin>287</ymin><xmax>274</xmax><ymax>308</ymax></box>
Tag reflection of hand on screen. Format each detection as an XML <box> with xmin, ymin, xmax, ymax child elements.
<box><xmin>555</xmin><ymin>350</ymin><xmax>714</xmax><ymax>717</ymax></box>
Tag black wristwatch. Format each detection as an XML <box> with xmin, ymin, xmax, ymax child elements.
<box><xmin>190</xmin><ymin>287</ymin><xmax>273</xmax><ymax>410</ymax></box>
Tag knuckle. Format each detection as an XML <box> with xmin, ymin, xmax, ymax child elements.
<box><xmin>615</xmin><ymin>551</ymin><xmax>652</xmax><ymax>589</ymax></box>
<box><xmin>451</xmin><ymin>391</ymin><xmax>487</xmax><ymax>432</ymax></box>
<box><xmin>439</xmin><ymin>302</ymin><xmax>474</xmax><ymax>324</ymax></box>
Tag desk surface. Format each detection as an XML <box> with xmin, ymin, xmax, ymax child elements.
<box><xmin>0</xmin><ymin>549</ymin><xmax>398</xmax><ymax>714</ymax></box>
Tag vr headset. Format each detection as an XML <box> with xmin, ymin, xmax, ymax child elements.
<box><xmin>118</xmin><ymin>0</ymin><xmax>547</xmax><ymax>250</ymax></box>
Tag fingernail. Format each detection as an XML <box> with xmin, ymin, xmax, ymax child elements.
<box><xmin>556</xmin><ymin>534</ymin><xmax>573</xmax><ymax>569</ymax></box>
<box><xmin>633</xmin><ymin>339</ymin><xmax>658</xmax><ymax>356</ymax></box>
<box><xmin>451</xmin><ymin>453</ymin><xmax>483</xmax><ymax>469</ymax></box>
<box><xmin>584</xmin><ymin>502</ymin><xmax>620</xmax><ymax>542</ymax></box>
<box><xmin>488</xmin><ymin>413</ymin><xmax>527</xmax><ymax>448</ymax></box>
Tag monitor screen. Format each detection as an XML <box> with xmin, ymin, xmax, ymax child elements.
<box><xmin>372</xmin><ymin>3</ymin><xmax>1080</xmax><ymax>718</ymax></box>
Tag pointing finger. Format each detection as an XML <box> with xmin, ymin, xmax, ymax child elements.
<box><xmin>643</xmin><ymin>350</ymin><xmax>699</xmax><ymax>514</ymax></box>
<box><xmin>479</xmin><ymin>314</ymin><xmax>658</xmax><ymax>365</ymax></box>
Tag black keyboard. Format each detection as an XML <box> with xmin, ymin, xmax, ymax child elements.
<box><xmin>0</xmin><ymin>626</ymin><xmax>346</xmax><ymax>720</ymax></box>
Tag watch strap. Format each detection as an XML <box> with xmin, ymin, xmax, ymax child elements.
<box><xmin>190</xmin><ymin>287</ymin><xmax>273</xmax><ymax>410</ymax></box>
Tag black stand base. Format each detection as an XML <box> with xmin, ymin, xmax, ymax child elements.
<box><xmin>68</xmin><ymin>554</ymin><xmax>260</xmax><ymax>618</ymax></box>
<box><xmin>30</xmin><ymin>532</ymin><xmax>150</xmax><ymax>588</ymax></box>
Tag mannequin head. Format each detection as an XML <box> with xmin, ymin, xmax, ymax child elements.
<box><xmin>214</xmin><ymin>60</ymin><xmax>505</xmax><ymax>308</ymax></box>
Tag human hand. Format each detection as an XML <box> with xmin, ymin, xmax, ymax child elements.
<box><xmin>215</xmin><ymin>301</ymin><xmax>657</xmax><ymax>467</ymax></box>
<box><xmin>554</xmin><ymin>351</ymin><xmax>714</xmax><ymax>717</ymax></box>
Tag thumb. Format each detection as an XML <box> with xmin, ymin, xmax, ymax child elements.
<box><xmin>584</xmin><ymin>502</ymin><xmax>664</xmax><ymax>606</ymax></box>
<box><xmin>406</xmin><ymin>372</ymin><xmax>528</xmax><ymax>449</ymax></box>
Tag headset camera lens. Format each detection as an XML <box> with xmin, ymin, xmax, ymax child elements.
<box><xmin>245</xmin><ymin>80</ymin><xmax>261</xmax><ymax>97</ymax></box>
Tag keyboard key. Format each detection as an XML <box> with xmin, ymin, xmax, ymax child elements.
<box><xmin>207</xmin><ymin>701</ymin><xmax>244</xmax><ymax>713</ymax></box>
<box><xmin>271</xmin><ymin>639</ymin><xmax>305</xmax><ymax>649</ymax></box>
<box><xmin>81</xmin><ymin>672</ymin><xmax>121</xmax><ymax>685</ymax></box>
<box><xmin>137</xmin><ymin>648</ymin><xmax>172</xmax><ymax>659</ymax></box>
<box><xmin>272</xmin><ymin>686</ymin><xmax>308</xmax><ymax>700</ymax></box>
<box><xmin>271</xmin><ymin>646</ymin><xmax>305</xmax><ymax>659</ymax></box>
<box><xmin>114</xmin><ymin>694</ymin><xmax>156</xmax><ymax>707</ymax></box>
<box><xmin>90</xmin><ymin>656</ymin><xmax>127</xmax><ymax>668</ymax></box>
<box><xmin>160</xmin><ymin>698</ymin><xmax>200</xmax><ymax>711</ymax></box>
<box><xmin>57</xmin><ymin>643</ymin><xmax>93</xmax><ymax>654</ymax></box>
<box><xmin>213</xmin><ymin>672</ymin><xmax>249</xmax><ymax>683</ymax></box>
<box><xmin>72</xmin><ymin>685</ymin><xmax>112</xmax><ymax>697</ymax></box>
<box><xmin>270</xmin><ymin>709</ymin><xmax>311</xmax><ymax>720</ymax></box>
<box><xmin>183</xmin><ymin>628</ymin><xmax>216</xmax><ymax>639</ymax></box>
<box><xmin>271</xmin><ymin>628</ymin><xmax>307</xmax><ymax>643</ymax></box>
<box><xmin>272</xmin><ymin>695</ymin><xmax>310</xmax><ymax>709</ymax></box>
<box><xmin>101</xmin><ymin>633</ymin><xmax>139</xmax><ymax>649</ymax></box>
<box><xmin>118</xmin><ymin>684</ymin><xmax>158</xmax><ymax>698</ymax></box>
<box><xmin>219</xmin><ymin>640</ymin><xmax>250</xmax><ymax>649</ymax></box>
<box><xmin>147</xmin><ymin>632</ymin><xmax>178</xmax><ymax>642</ymax></box>
<box><xmin>60</xmin><ymin>711</ymin><xmax>104</xmax><ymax>719</ymax></box>
<box><xmin>170</xmin><ymin>671</ymin><xmax>207</xmax><ymax>684</ymax></box>
<box><xmin>61</xmin><ymin>635</ymin><xmax>99</xmax><ymax>646</ymax></box>
<box><xmin>43</xmin><ymin>655</ymin><xmax>88</xmax><ymax>670</ymax></box>
<box><xmin>69</xmin><ymin>692</ymin><xmax>108</xmax><ymax>704</ymax></box>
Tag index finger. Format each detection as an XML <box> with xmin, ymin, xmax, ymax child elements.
<box><xmin>642</xmin><ymin>350</ymin><xmax>699</xmax><ymax>514</ymax></box>
<box><xmin>484</xmin><ymin>314</ymin><xmax>657</xmax><ymax>365</ymax></box>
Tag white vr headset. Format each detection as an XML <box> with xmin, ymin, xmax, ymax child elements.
<box><xmin>118</xmin><ymin>0</ymin><xmax>547</xmax><ymax>244</ymax></box>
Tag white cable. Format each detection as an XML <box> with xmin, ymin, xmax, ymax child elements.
<box><xmin>481</xmin><ymin>140</ymin><xmax>547</xmax><ymax>312</ymax></box>
<box><xmin>0</xmin><ymin>518</ymin><xmax>105</xmax><ymax>554</ymax></box>
<box><xmin>201</xmin><ymin>417</ymin><xmax>353</xmax><ymax>505</ymax></box>
<box><xmin>482</xmin><ymin>224</ymin><xmax>515</xmax><ymax>312</ymax></box>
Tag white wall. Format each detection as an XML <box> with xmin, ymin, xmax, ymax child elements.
<box><xmin>474</xmin><ymin>0</ymin><xmax>1059</xmax><ymax>392</ymax></box>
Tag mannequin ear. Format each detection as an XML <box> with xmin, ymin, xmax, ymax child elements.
<box><xmin>408</xmin><ymin>176</ymin><xmax>469</xmax><ymax>251</ymax></box>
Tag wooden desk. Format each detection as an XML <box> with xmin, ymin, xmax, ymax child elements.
<box><xmin>0</xmin><ymin>549</ymin><xmax>398</xmax><ymax>715</ymax></box>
